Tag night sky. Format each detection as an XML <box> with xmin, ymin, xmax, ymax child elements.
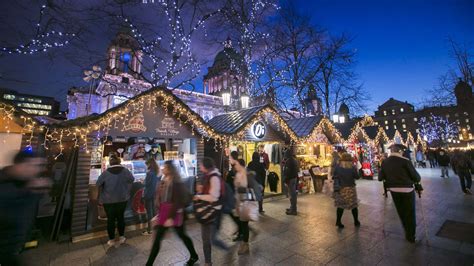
<box><xmin>0</xmin><ymin>0</ymin><xmax>472</xmax><ymax>113</ymax></box>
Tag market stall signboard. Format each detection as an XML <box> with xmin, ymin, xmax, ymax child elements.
<box><xmin>109</xmin><ymin>106</ymin><xmax>194</xmax><ymax>139</ymax></box>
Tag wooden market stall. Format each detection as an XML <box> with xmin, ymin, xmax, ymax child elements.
<box><xmin>48</xmin><ymin>86</ymin><xmax>223</xmax><ymax>241</ymax></box>
<box><xmin>207</xmin><ymin>104</ymin><xmax>298</xmax><ymax>196</ymax></box>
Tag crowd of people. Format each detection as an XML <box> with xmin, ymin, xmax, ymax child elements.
<box><xmin>1</xmin><ymin>143</ymin><xmax>473</xmax><ymax>265</ymax></box>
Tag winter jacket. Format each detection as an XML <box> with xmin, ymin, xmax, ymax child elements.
<box><xmin>96</xmin><ymin>165</ymin><xmax>134</xmax><ymax>204</ymax></box>
<box><xmin>333</xmin><ymin>166</ymin><xmax>359</xmax><ymax>187</ymax></box>
<box><xmin>247</xmin><ymin>160</ymin><xmax>266</xmax><ymax>186</ymax></box>
<box><xmin>438</xmin><ymin>154</ymin><xmax>450</xmax><ymax>167</ymax></box>
<box><xmin>452</xmin><ymin>155</ymin><xmax>473</xmax><ymax>175</ymax></box>
<box><xmin>379</xmin><ymin>153</ymin><xmax>421</xmax><ymax>188</ymax></box>
<box><xmin>283</xmin><ymin>156</ymin><xmax>299</xmax><ymax>181</ymax></box>
<box><xmin>143</xmin><ymin>170</ymin><xmax>160</xmax><ymax>200</ymax></box>
<box><xmin>156</xmin><ymin>177</ymin><xmax>191</xmax><ymax>220</ymax></box>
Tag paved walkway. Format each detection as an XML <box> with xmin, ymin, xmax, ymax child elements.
<box><xmin>21</xmin><ymin>168</ymin><xmax>474</xmax><ymax>266</ymax></box>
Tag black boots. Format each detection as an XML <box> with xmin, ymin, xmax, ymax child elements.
<box><xmin>352</xmin><ymin>208</ymin><xmax>361</xmax><ymax>227</ymax></box>
<box><xmin>336</xmin><ymin>208</ymin><xmax>361</xmax><ymax>228</ymax></box>
<box><xmin>336</xmin><ymin>208</ymin><xmax>344</xmax><ymax>228</ymax></box>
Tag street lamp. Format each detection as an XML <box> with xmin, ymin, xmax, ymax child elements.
<box><xmin>83</xmin><ymin>65</ymin><xmax>102</xmax><ymax>115</ymax></box>
<box><xmin>339</xmin><ymin>116</ymin><xmax>345</xmax><ymax>123</ymax></box>
<box><xmin>240</xmin><ymin>92</ymin><xmax>250</xmax><ymax>109</ymax></box>
<box><xmin>221</xmin><ymin>88</ymin><xmax>231</xmax><ymax>107</ymax></box>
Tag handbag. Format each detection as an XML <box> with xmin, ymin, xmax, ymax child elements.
<box><xmin>322</xmin><ymin>179</ymin><xmax>334</xmax><ymax>196</ymax></box>
<box><xmin>154</xmin><ymin>202</ymin><xmax>184</xmax><ymax>228</ymax></box>
<box><xmin>193</xmin><ymin>199</ymin><xmax>219</xmax><ymax>224</ymax></box>
<box><xmin>237</xmin><ymin>187</ymin><xmax>259</xmax><ymax>222</ymax></box>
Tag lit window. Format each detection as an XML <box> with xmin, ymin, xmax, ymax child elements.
<box><xmin>383</xmin><ymin>110</ymin><xmax>387</xmax><ymax>116</ymax></box>
<box><xmin>3</xmin><ymin>94</ymin><xmax>15</xmax><ymax>100</ymax></box>
<box><xmin>466</xmin><ymin>119</ymin><xmax>469</xmax><ymax>123</ymax></box>
<box><xmin>394</xmin><ymin>125</ymin><xmax>397</xmax><ymax>129</ymax></box>
<box><xmin>402</xmin><ymin>124</ymin><xmax>406</xmax><ymax>128</ymax></box>
<box><xmin>402</xmin><ymin>118</ymin><xmax>405</xmax><ymax>122</ymax></box>
<box><xmin>392</xmin><ymin>109</ymin><xmax>395</xmax><ymax>115</ymax></box>
<box><xmin>385</xmin><ymin>121</ymin><xmax>388</xmax><ymax>125</ymax></box>
<box><xmin>468</xmin><ymin>125</ymin><xmax>471</xmax><ymax>130</ymax></box>
<box><xmin>414</xmin><ymin>117</ymin><xmax>418</xmax><ymax>122</ymax></box>
<box><xmin>416</xmin><ymin>129</ymin><xmax>420</xmax><ymax>133</ymax></box>
<box><xmin>385</xmin><ymin>126</ymin><xmax>389</xmax><ymax>130</ymax></box>
<box><xmin>403</xmin><ymin>129</ymin><xmax>407</xmax><ymax>132</ymax></box>
<box><xmin>393</xmin><ymin>120</ymin><xmax>396</xmax><ymax>124</ymax></box>
<box><xmin>400</xmin><ymin>108</ymin><xmax>404</xmax><ymax>112</ymax></box>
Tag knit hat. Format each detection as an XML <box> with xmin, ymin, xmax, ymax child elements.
<box><xmin>340</xmin><ymin>153</ymin><xmax>353</xmax><ymax>162</ymax></box>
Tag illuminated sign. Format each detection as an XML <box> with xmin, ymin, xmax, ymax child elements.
<box><xmin>252</xmin><ymin>121</ymin><xmax>266</xmax><ymax>139</ymax></box>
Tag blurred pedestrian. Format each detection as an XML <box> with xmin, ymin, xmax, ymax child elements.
<box><xmin>438</xmin><ymin>150</ymin><xmax>450</xmax><ymax>178</ymax></box>
<box><xmin>452</xmin><ymin>151</ymin><xmax>472</xmax><ymax>195</ymax></box>
<box><xmin>247</xmin><ymin>151</ymin><xmax>266</xmax><ymax>213</ymax></box>
<box><xmin>96</xmin><ymin>154</ymin><xmax>134</xmax><ymax>246</ymax></box>
<box><xmin>427</xmin><ymin>150</ymin><xmax>436</xmax><ymax>168</ymax></box>
<box><xmin>333</xmin><ymin>153</ymin><xmax>361</xmax><ymax>228</ymax></box>
<box><xmin>0</xmin><ymin>150</ymin><xmax>50</xmax><ymax>266</ymax></box>
<box><xmin>230</xmin><ymin>156</ymin><xmax>256</xmax><ymax>255</ymax></box>
<box><xmin>379</xmin><ymin>144</ymin><xmax>422</xmax><ymax>243</ymax></box>
<box><xmin>146</xmin><ymin>161</ymin><xmax>198</xmax><ymax>266</ymax></box>
<box><xmin>194</xmin><ymin>157</ymin><xmax>228</xmax><ymax>266</ymax></box>
<box><xmin>142</xmin><ymin>158</ymin><xmax>161</xmax><ymax>235</ymax></box>
<box><xmin>283</xmin><ymin>148</ymin><xmax>299</xmax><ymax>216</ymax></box>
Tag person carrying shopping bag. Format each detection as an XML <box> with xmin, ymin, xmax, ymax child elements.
<box><xmin>146</xmin><ymin>161</ymin><xmax>198</xmax><ymax>266</ymax></box>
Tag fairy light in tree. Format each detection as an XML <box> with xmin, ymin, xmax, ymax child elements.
<box><xmin>418</xmin><ymin>114</ymin><xmax>458</xmax><ymax>145</ymax></box>
<box><xmin>0</xmin><ymin>4</ymin><xmax>75</xmax><ymax>55</ymax></box>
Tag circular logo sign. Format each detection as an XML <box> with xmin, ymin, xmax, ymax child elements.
<box><xmin>252</xmin><ymin>121</ymin><xmax>266</xmax><ymax>139</ymax></box>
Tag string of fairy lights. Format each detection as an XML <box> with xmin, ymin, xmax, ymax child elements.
<box><xmin>0</xmin><ymin>4</ymin><xmax>75</xmax><ymax>55</ymax></box>
<box><xmin>3</xmin><ymin>95</ymin><xmax>432</xmax><ymax>159</ymax></box>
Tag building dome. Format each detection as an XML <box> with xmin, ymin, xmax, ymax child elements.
<box><xmin>204</xmin><ymin>38</ymin><xmax>244</xmax><ymax>80</ymax></box>
<box><xmin>339</xmin><ymin>102</ymin><xmax>349</xmax><ymax>115</ymax></box>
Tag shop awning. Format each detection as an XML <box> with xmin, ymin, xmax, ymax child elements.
<box><xmin>286</xmin><ymin>116</ymin><xmax>323</xmax><ymax>138</ymax></box>
<box><xmin>207</xmin><ymin>104</ymin><xmax>298</xmax><ymax>141</ymax></box>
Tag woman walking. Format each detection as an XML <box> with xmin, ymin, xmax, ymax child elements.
<box><xmin>146</xmin><ymin>161</ymin><xmax>198</xmax><ymax>266</ymax></box>
<box><xmin>230</xmin><ymin>157</ymin><xmax>252</xmax><ymax>255</ymax></box>
<box><xmin>142</xmin><ymin>158</ymin><xmax>161</xmax><ymax>235</ymax></box>
<box><xmin>96</xmin><ymin>154</ymin><xmax>134</xmax><ymax>246</ymax></box>
<box><xmin>247</xmin><ymin>152</ymin><xmax>266</xmax><ymax>213</ymax></box>
<box><xmin>333</xmin><ymin>153</ymin><xmax>361</xmax><ymax>228</ymax></box>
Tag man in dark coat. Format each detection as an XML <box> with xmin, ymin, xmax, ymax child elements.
<box><xmin>438</xmin><ymin>150</ymin><xmax>451</xmax><ymax>178</ymax></box>
<box><xmin>0</xmin><ymin>151</ymin><xmax>49</xmax><ymax>265</ymax></box>
<box><xmin>248</xmin><ymin>152</ymin><xmax>267</xmax><ymax>213</ymax></box>
<box><xmin>379</xmin><ymin>144</ymin><xmax>421</xmax><ymax>243</ymax></box>
<box><xmin>283</xmin><ymin>148</ymin><xmax>299</xmax><ymax>215</ymax></box>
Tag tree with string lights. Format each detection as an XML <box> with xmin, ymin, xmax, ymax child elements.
<box><xmin>418</xmin><ymin>114</ymin><xmax>459</xmax><ymax>146</ymax></box>
<box><xmin>0</xmin><ymin>4</ymin><xmax>75</xmax><ymax>56</ymax></box>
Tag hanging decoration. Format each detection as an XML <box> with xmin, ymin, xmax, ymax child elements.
<box><xmin>301</xmin><ymin>117</ymin><xmax>343</xmax><ymax>144</ymax></box>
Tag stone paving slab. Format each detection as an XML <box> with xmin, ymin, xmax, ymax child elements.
<box><xmin>19</xmin><ymin>168</ymin><xmax>474</xmax><ymax>265</ymax></box>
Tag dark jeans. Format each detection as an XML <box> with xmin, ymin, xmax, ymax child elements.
<box><xmin>390</xmin><ymin>191</ymin><xmax>416</xmax><ymax>240</ymax></box>
<box><xmin>441</xmin><ymin>166</ymin><xmax>449</xmax><ymax>177</ymax></box>
<box><xmin>144</xmin><ymin>198</ymin><xmax>155</xmax><ymax>233</ymax></box>
<box><xmin>258</xmin><ymin>186</ymin><xmax>264</xmax><ymax>211</ymax></box>
<box><xmin>288</xmin><ymin>178</ymin><xmax>298</xmax><ymax>212</ymax></box>
<box><xmin>429</xmin><ymin>159</ymin><xmax>435</xmax><ymax>168</ymax></box>
<box><xmin>202</xmin><ymin>211</ymin><xmax>228</xmax><ymax>263</ymax></box>
<box><xmin>146</xmin><ymin>224</ymin><xmax>197</xmax><ymax>266</ymax></box>
<box><xmin>240</xmin><ymin>221</ymin><xmax>249</xmax><ymax>243</ymax></box>
<box><xmin>103</xmin><ymin>201</ymin><xmax>127</xmax><ymax>240</ymax></box>
<box><xmin>458</xmin><ymin>171</ymin><xmax>472</xmax><ymax>192</ymax></box>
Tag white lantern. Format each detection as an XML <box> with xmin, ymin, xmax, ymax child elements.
<box><xmin>222</xmin><ymin>88</ymin><xmax>231</xmax><ymax>106</ymax></box>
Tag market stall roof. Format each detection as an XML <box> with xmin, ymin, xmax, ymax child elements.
<box><xmin>334</xmin><ymin>122</ymin><xmax>356</xmax><ymax>139</ymax></box>
<box><xmin>50</xmin><ymin>86</ymin><xmax>222</xmax><ymax>140</ymax></box>
<box><xmin>207</xmin><ymin>104</ymin><xmax>298</xmax><ymax>141</ymax></box>
<box><xmin>286</xmin><ymin>116</ymin><xmax>323</xmax><ymax>138</ymax></box>
<box><xmin>363</xmin><ymin>126</ymin><xmax>379</xmax><ymax>139</ymax></box>
<box><xmin>0</xmin><ymin>98</ymin><xmax>44</xmax><ymax>128</ymax></box>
